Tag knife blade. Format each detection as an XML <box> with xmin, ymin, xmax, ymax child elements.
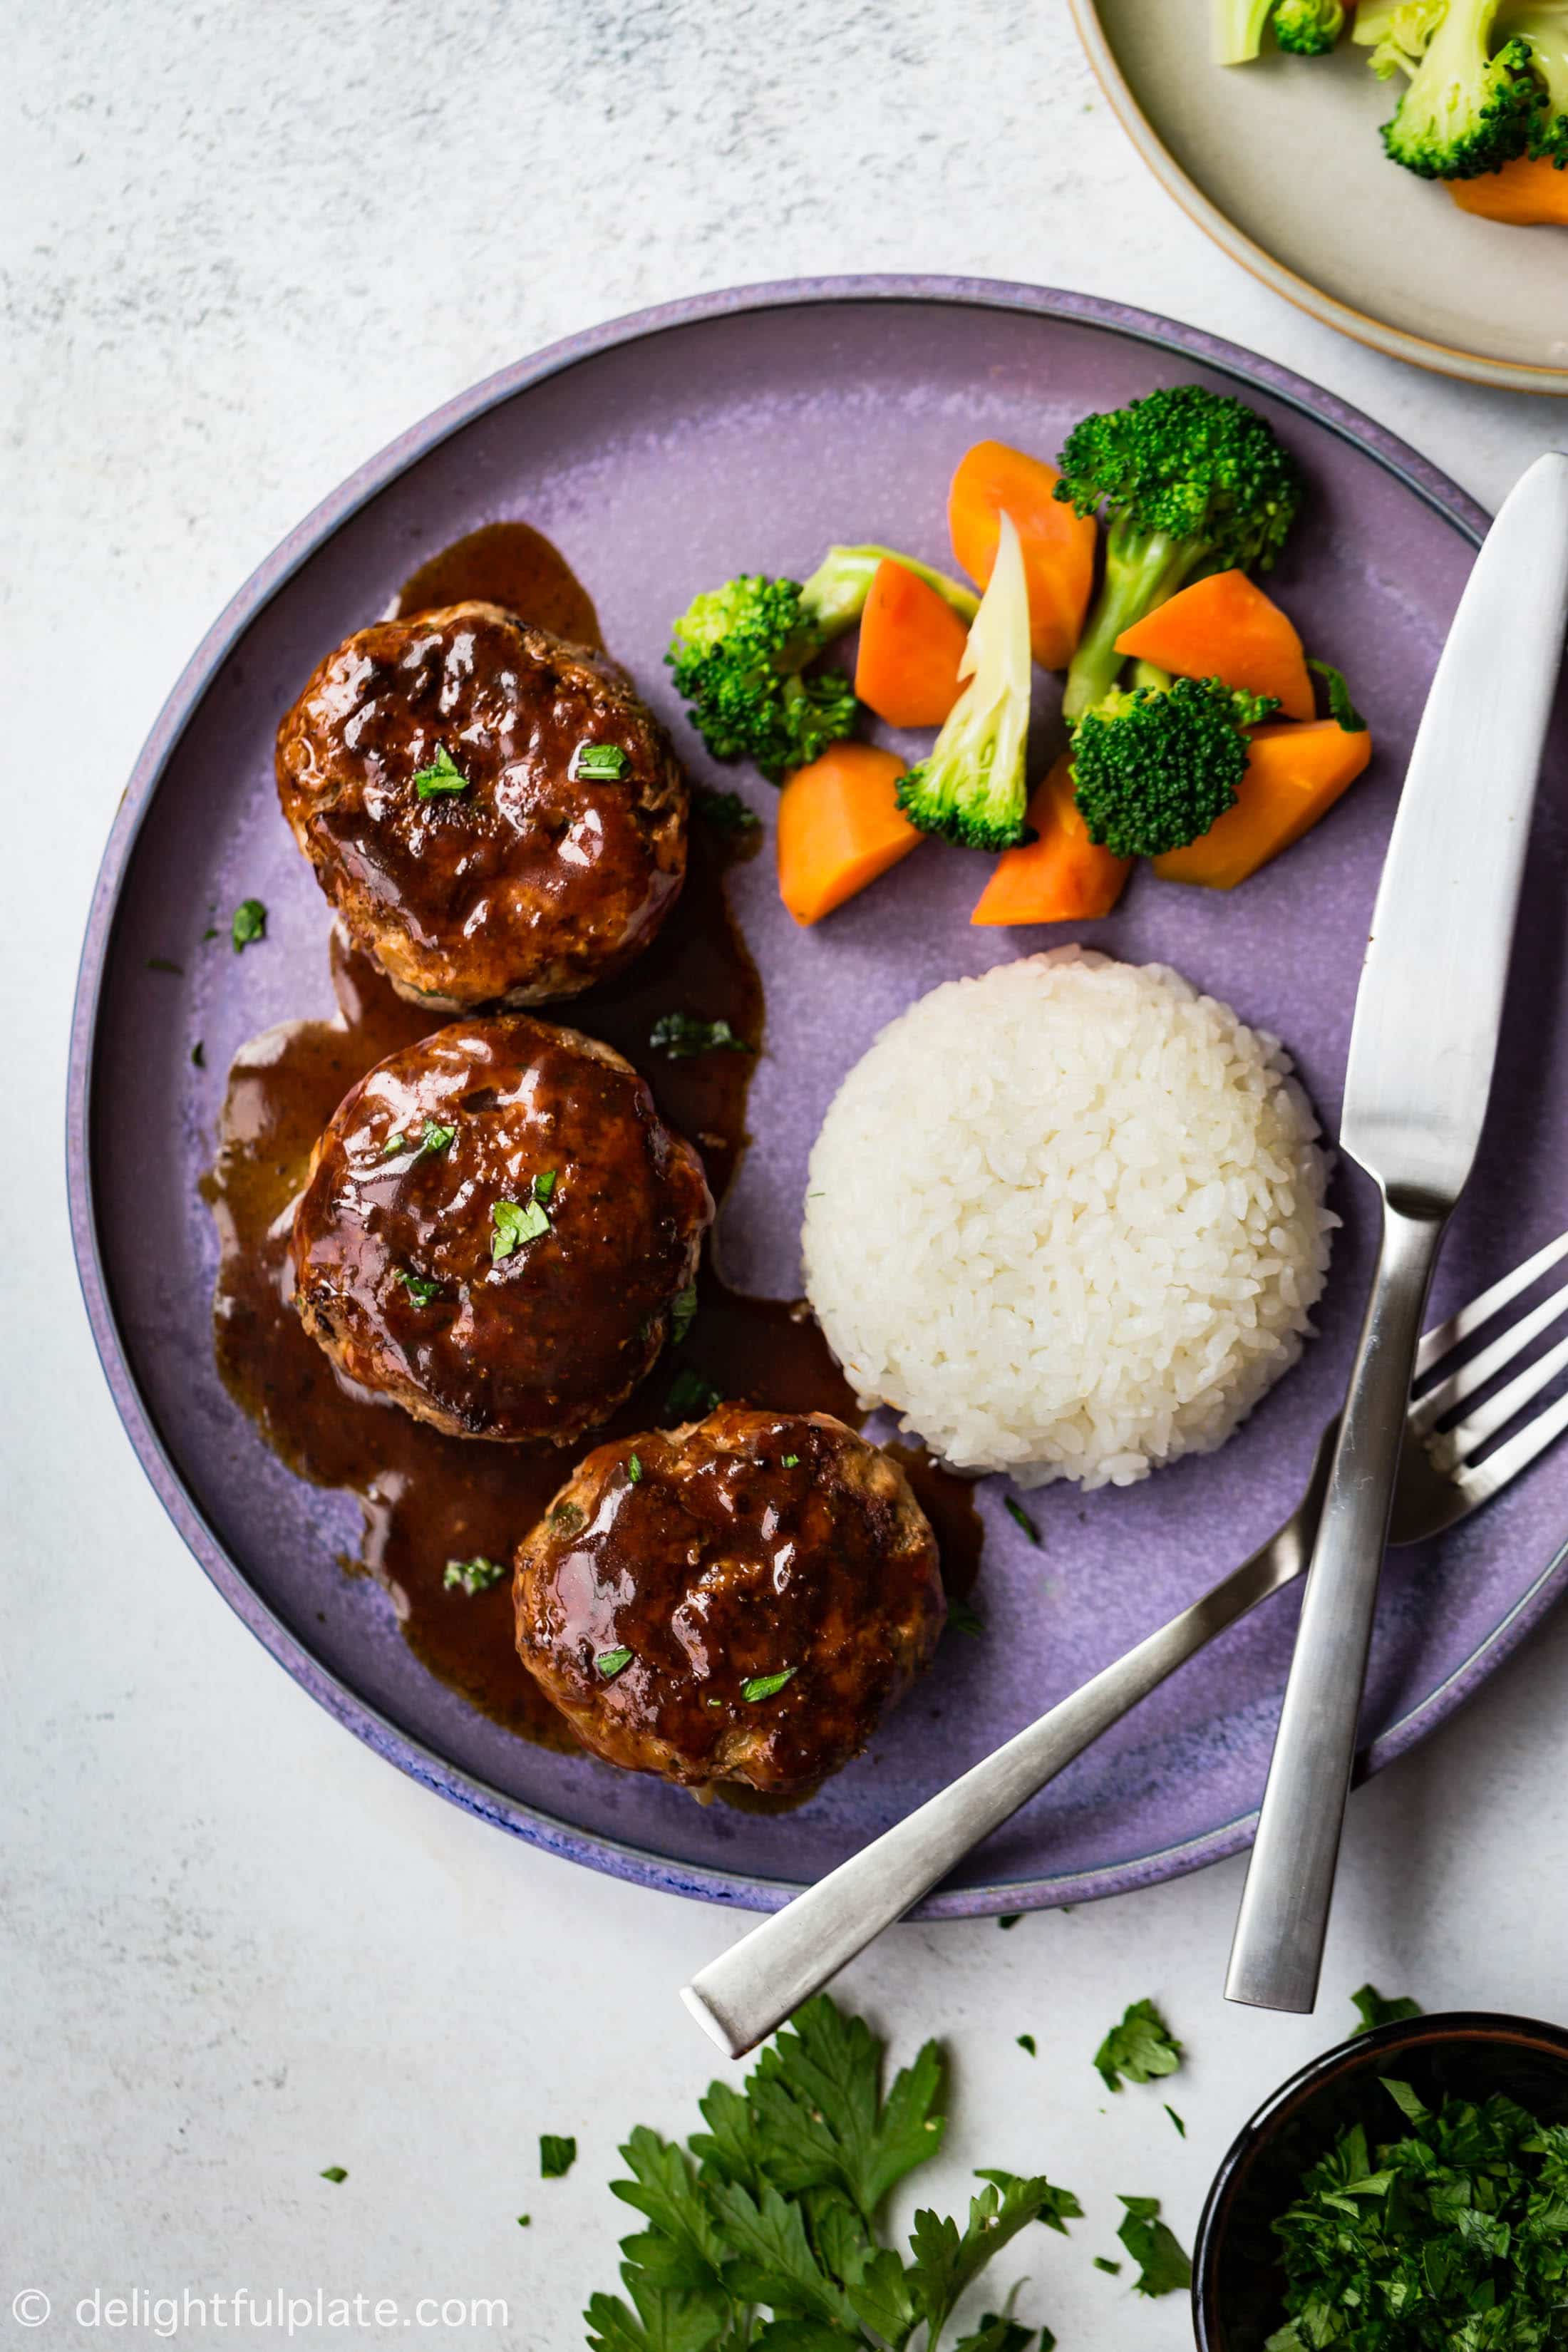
<box><xmin>1227</xmin><ymin>450</ymin><xmax>1568</xmax><ymax>2013</ymax></box>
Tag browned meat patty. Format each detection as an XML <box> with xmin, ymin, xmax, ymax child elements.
<box><xmin>292</xmin><ymin>1016</ymin><xmax>712</xmax><ymax>1443</ymax></box>
<box><xmin>513</xmin><ymin>1407</ymin><xmax>946</xmax><ymax>1795</ymax></box>
<box><xmin>276</xmin><ymin>602</ymin><xmax>687</xmax><ymax>1008</ymax></box>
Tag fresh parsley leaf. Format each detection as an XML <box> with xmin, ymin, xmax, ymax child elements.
<box><xmin>649</xmin><ymin>1012</ymin><xmax>754</xmax><ymax>1060</ymax></box>
<box><xmin>147</xmin><ymin>954</ymin><xmax>184</xmax><ymax>974</ymax></box>
<box><xmin>443</xmin><ymin>1556</ymin><xmax>505</xmax><ymax>1595</ymax></box>
<box><xmin>572</xmin><ymin>741</ymin><xmax>629</xmax><ymax>780</ymax></box>
<box><xmin>231</xmin><ymin>897</ymin><xmax>267</xmax><ymax>951</ymax></box>
<box><xmin>1115</xmin><ymin>2196</ymin><xmax>1190</xmax><ymax>2299</ymax></box>
<box><xmin>492</xmin><ymin>1195</ymin><xmax>550</xmax><ymax>1262</ymax></box>
<box><xmin>1094</xmin><ymin>1998</ymin><xmax>1182</xmax><ymax>2093</ymax></box>
<box><xmin>670</xmin><ymin>1285</ymin><xmax>698</xmax><ymax>1345</ymax></box>
<box><xmin>1092</xmin><ymin>2257</ymin><xmax>1121</xmax><ymax>2275</ymax></box>
<box><xmin>382</xmin><ymin>1132</ymin><xmax>408</xmax><ymax>1157</ymax></box>
<box><xmin>1016</xmin><ymin>2035</ymin><xmax>1036</xmax><ymax>2057</ymax></box>
<box><xmin>666</xmin><ymin>1368</ymin><xmax>722</xmax><ymax>1422</ymax></box>
<box><xmin>742</xmin><ymin>1668</ymin><xmax>796</xmax><ymax>1703</ymax></box>
<box><xmin>1164</xmin><ymin>2104</ymin><xmax>1186</xmax><ymax>2137</ymax></box>
<box><xmin>412</xmin><ymin>743</ymin><xmax>470</xmax><ymax>800</ymax></box>
<box><xmin>1003</xmin><ymin>1496</ymin><xmax>1040</xmax><ymax>1545</ymax></box>
<box><xmin>516</xmin><ymin>2214</ymin><xmax>531</xmax><ymax>2227</ymax></box>
<box><xmin>628</xmin><ymin>1455</ymin><xmax>644</xmax><ymax>1485</ymax></box>
<box><xmin>541</xmin><ymin>2134</ymin><xmax>577</xmax><ymax>2179</ymax></box>
<box><xmin>780</xmin><ymin>1453</ymin><xmax>800</xmax><ymax>1469</ymax></box>
<box><xmin>945</xmin><ymin>1594</ymin><xmax>984</xmax><ymax>1639</ymax></box>
<box><xmin>952</xmin><ymin>2309</ymin><xmax>1046</xmax><ymax>2352</ymax></box>
<box><xmin>319</xmin><ymin>2166</ymin><xmax>348</xmax><ymax>2184</ymax></box>
<box><xmin>532</xmin><ymin>1167</ymin><xmax>557</xmax><ymax>1201</ymax></box>
<box><xmin>1349</xmin><ymin>1982</ymin><xmax>1423</xmax><ymax>2036</ymax></box>
<box><xmin>418</xmin><ymin>1120</ymin><xmax>455</xmax><ymax>1155</ymax></box>
<box><xmin>692</xmin><ymin>785</ymin><xmax>761</xmax><ymax>835</ymax></box>
<box><xmin>1307</xmin><ymin>657</ymin><xmax>1368</xmax><ymax>733</ymax></box>
<box><xmin>597</xmin><ymin>1649</ymin><xmax>634</xmax><ymax>1680</ymax></box>
<box><xmin>396</xmin><ymin>1268</ymin><xmax>443</xmax><ymax>1306</ymax></box>
<box><xmin>907</xmin><ymin>2172</ymin><xmax>1082</xmax><ymax>2346</ymax></box>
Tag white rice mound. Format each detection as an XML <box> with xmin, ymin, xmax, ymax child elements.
<box><xmin>802</xmin><ymin>948</ymin><xmax>1335</xmax><ymax>1491</ymax></box>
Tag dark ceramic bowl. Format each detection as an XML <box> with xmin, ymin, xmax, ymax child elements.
<box><xmin>1193</xmin><ymin>2010</ymin><xmax>1568</xmax><ymax>2350</ymax></box>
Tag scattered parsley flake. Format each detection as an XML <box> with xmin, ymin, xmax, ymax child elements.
<box><xmin>532</xmin><ymin>1167</ymin><xmax>557</xmax><ymax>1202</ymax></box>
<box><xmin>382</xmin><ymin>1132</ymin><xmax>408</xmax><ymax>1157</ymax></box>
<box><xmin>201</xmin><ymin>924</ymin><xmax>220</xmax><ymax>942</ymax></box>
<box><xmin>549</xmin><ymin>1501</ymin><xmax>585</xmax><ymax>1535</ymax></box>
<box><xmin>692</xmin><ymin>785</ymin><xmax>760</xmax><ymax>834</ymax></box>
<box><xmin>1004</xmin><ymin>1495</ymin><xmax>1041</xmax><ymax>1544</ymax></box>
<box><xmin>649</xmin><ymin>1011</ymin><xmax>754</xmax><ymax>1059</ymax></box>
<box><xmin>946</xmin><ymin>1594</ymin><xmax>984</xmax><ymax>1639</ymax></box>
<box><xmin>412</xmin><ymin>743</ymin><xmax>470</xmax><ymax>800</ymax></box>
<box><xmin>540</xmin><ymin>2134</ymin><xmax>577</xmax><ymax>2179</ymax></box>
<box><xmin>670</xmin><ymin>1284</ymin><xmax>698</xmax><ymax>1344</ymax></box>
<box><xmin>516</xmin><ymin>2213</ymin><xmax>531</xmax><ymax>2228</ymax></box>
<box><xmin>627</xmin><ymin>1455</ymin><xmax>643</xmax><ymax>1484</ymax></box>
<box><xmin>231</xmin><ymin>898</ymin><xmax>267</xmax><ymax>952</ymax></box>
<box><xmin>1095</xmin><ymin>1998</ymin><xmax>1182</xmax><ymax>2093</ymax></box>
<box><xmin>190</xmin><ymin>1041</ymin><xmax>205</xmax><ymax>1068</ymax></box>
<box><xmin>1165</xmin><ymin>2104</ymin><xmax>1186</xmax><ymax>2137</ymax></box>
<box><xmin>1093</xmin><ymin>2256</ymin><xmax>1122</xmax><ymax>2275</ymax></box>
<box><xmin>665</xmin><ymin>1368</ymin><xmax>722</xmax><ymax>1422</ymax></box>
<box><xmin>492</xmin><ymin>1195</ymin><xmax>550</xmax><ymax>1262</ymax></box>
<box><xmin>998</xmin><ymin>1914</ymin><xmax>1022</xmax><ymax>1931</ymax></box>
<box><xmin>1016</xmin><ymin>2034</ymin><xmax>1036</xmax><ymax>2057</ymax></box>
<box><xmin>443</xmin><ymin>1556</ymin><xmax>505</xmax><ymax>1596</ymax></box>
<box><xmin>741</xmin><ymin>1667</ymin><xmax>797</xmax><ymax>1703</ymax></box>
<box><xmin>1349</xmin><ymin>1982</ymin><xmax>1423</xmax><ymax>2036</ymax></box>
<box><xmin>570</xmin><ymin>741</ymin><xmax>629</xmax><ymax>780</ymax></box>
<box><xmin>597</xmin><ymin>1648</ymin><xmax>633</xmax><ymax>1680</ymax></box>
<box><xmin>319</xmin><ymin>2166</ymin><xmax>348</xmax><ymax>2185</ymax></box>
<box><xmin>147</xmin><ymin>954</ymin><xmax>184</xmax><ymax>974</ymax></box>
<box><xmin>396</xmin><ymin>1269</ymin><xmax>443</xmax><ymax>1306</ymax></box>
<box><xmin>780</xmin><ymin>1453</ymin><xmax>800</xmax><ymax>1469</ymax></box>
<box><xmin>1116</xmin><ymin>2196</ymin><xmax>1190</xmax><ymax>2299</ymax></box>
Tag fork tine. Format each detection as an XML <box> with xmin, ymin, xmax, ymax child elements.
<box><xmin>1445</xmin><ymin>1382</ymin><xmax>1568</xmax><ymax>1515</ymax></box>
<box><xmin>1414</xmin><ymin>1229</ymin><xmax>1568</xmax><ymax>1378</ymax></box>
<box><xmin>1409</xmin><ymin>1276</ymin><xmax>1568</xmax><ymax>1438</ymax></box>
<box><xmin>1435</xmin><ymin>1328</ymin><xmax>1568</xmax><ymax>1466</ymax></box>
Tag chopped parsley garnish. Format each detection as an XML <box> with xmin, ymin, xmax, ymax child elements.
<box><xmin>946</xmin><ymin>1594</ymin><xmax>984</xmax><ymax>1638</ymax></box>
<box><xmin>396</xmin><ymin>1269</ymin><xmax>443</xmax><ymax>1306</ymax></box>
<box><xmin>692</xmin><ymin>784</ymin><xmax>761</xmax><ymax>834</ymax></box>
<box><xmin>412</xmin><ymin>743</ymin><xmax>470</xmax><ymax>800</ymax></box>
<box><xmin>597</xmin><ymin>1648</ymin><xmax>633</xmax><ymax>1680</ymax></box>
<box><xmin>191</xmin><ymin>1041</ymin><xmax>205</xmax><ymax>1068</ymax></box>
<box><xmin>1094</xmin><ymin>1998</ymin><xmax>1182</xmax><ymax>2093</ymax></box>
<box><xmin>202</xmin><ymin>924</ymin><xmax>220</xmax><ymax>942</ymax></box>
<box><xmin>1308</xmin><ymin>657</ymin><xmax>1367</xmax><ymax>734</ymax></box>
<box><xmin>780</xmin><ymin>1453</ymin><xmax>800</xmax><ymax>1469</ymax></box>
<box><xmin>443</xmin><ymin>1556</ymin><xmax>505</xmax><ymax>1596</ymax></box>
<box><xmin>1004</xmin><ymin>1495</ymin><xmax>1041</xmax><ymax>1545</ymax></box>
<box><xmin>492</xmin><ymin>1190</ymin><xmax>550</xmax><ymax>1262</ymax></box>
<box><xmin>383</xmin><ymin>1133</ymin><xmax>408</xmax><ymax>1157</ymax></box>
<box><xmin>665</xmin><ymin>1368</ymin><xmax>722</xmax><ymax>1421</ymax></box>
<box><xmin>1164</xmin><ymin>2104</ymin><xmax>1186</xmax><ymax>2137</ymax></box>
<box><xmin>540</xmin><ymin>2134</ymin><xmax>577</xmax><ymax>2179</ymax></box>
<box><xmin>1016</xmin><ymin>2034</ymin><xmax>1036</xmax><ymax>2057</ymax></box>
<box><xmin>669</xmin><ymin>1284</ymin><xmax>698</xmax><ymax>1344</ymax></box>
<box><xmin>532</xmin><ymin>1166</ymin><xmax>557</xmax><ymax>1201</ymax></box>
<box><xmin>384</xmin><ymin>1119</ymin><xmax>455</xmax><ymax>1162</ymax></box>
<box><xmin>1349</xmin><ymin>1981</ymin><xmax>1423</xmax><ymax>2036</ymax></box>
<box><xmin>548</xmin><ymin>1501</ymin><xmax>585</xmax><ymax>1535</ymax></box>
<box><xmin>319</xmin><ymin>2166</ymin><xmax>348</xmax><ymax>2185</ymax></box>
<box><xmin>231</xmin><ymin>897</ymin><xmax>267</xmax><ymax>952</ymax></box>
<box><xmin>147</xmin><ymin>954</ymin><xmax>184</xmax><ymax>974</ymax></box>
<box><xmin>570</xmin><ymin>741</ymin><xmax>629</xmax><ymax>780</ymax></box>
<box><xmin>998</xmin><ymin>1914</ymin><xmax>1022</xmax><ymax>1931</ymax></box>
<box><xmin>649</xmin><ymin>1011</ymin><xmax>755</xmax><ymax>1059</ymax></box>
<box><xmin>1269</xmin><ymin>2078</ymin><xmax>1568</xmax><ymax>2349</ymax></box>
<box><xmin>584</xmin><ymin>1992</ymin><xmax>1080</xmax><ymax>2352</ymax></box>
<box><xmin>516</xmin><ymin>2214</ymin><xmax>531</xmax><ymax>2228</ymax></box>
<box><xmin>627</xmin><ymin>1455</ymin><xmax>643</xmax><ymax>1484</ymax></box>
<box><xmin>741</xmin><ymin>1667</ymin><xmax>796</xmax><ymax>1703</ymax></box>
<box><xmin>1116</xmin><ymin>2196</ymin><xmax>1190</xmax><ymax>2299</ymax></box>
<box><xmin>1093</xmin><ymin>2256</ymin><xmax>1122</xmax><ymax>2275</ymax></box>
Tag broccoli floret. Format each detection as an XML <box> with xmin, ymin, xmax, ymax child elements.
<box><xmin>1071</xmin><ymin>675</ymin><xmax>1278</xmax><ymax>859</ymax></box>
<box><xmin>894</xmin><ymin>512</ymin><xmax>1033</xmax><ymax>852</ymax></box>
<box><xmin>1053</xmin><ymin>383</ymin><xmax>1302</xmax><ymax>723</ymax></box>
<box><xmin>666</xmin><ymin>547</ymin><xmax>976</xmax><ymax>783</ymax></box>
<box><xmin>1503</xmin><ymin>1</ymin><xmax>1568</xmax><ymax>159</ymax></box>
<box><xmin>1274</xmin><ymin>0</ymin><xmax>1346</xmax><ymax>50</ymax></box>
<box><xmin>1378</xmin><ymin>0</ymin><xmax>1537</xmax><ymax>175</ymax></box>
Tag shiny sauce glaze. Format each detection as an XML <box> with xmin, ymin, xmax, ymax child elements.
<box><xmin>205</xmin><ymin>522</ymin><xmax>982</xmax><ymax>1758</ymax></box>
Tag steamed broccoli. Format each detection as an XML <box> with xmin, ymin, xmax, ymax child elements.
<box><xmin>1214</xmin><ymin>0</ymin><xmax>1344</xmax><ymax>59</ymax></box>
<box><xmin>1053</xmin><ymin>383</ymin><xmax>1302</xmax><ymax>723</ymax></box>
<box><xmin>1506</xmin><ymin>1</ymin><xmax>1568</xmax><ymax>160</ymax></box>
<box><xmin>1374</xmin><ymin>0</ymin><xmax>1539</xmax><ymax>175</ymax></box>
<box><xmin>666</xmin><ymin>546</ymin><xmax>976</xmax><ymax>783</ymax></box>
<box><xmin>1071</xmin><ymin>674</ymin><xmax>1279</xmax><ymax>860</ymax></box>
<box><xmin>894</xmin><ymin>512</ymin><xmax>1033</xmax><ymax>851</ymax></box>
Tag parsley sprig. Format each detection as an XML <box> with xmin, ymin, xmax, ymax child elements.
<box><xmin>584</xmin><ymin>1994</ymin><xmax>1080</xmax><ymax>2352</ymax></box>
<box><xmin>1093</xmin><ymin>1999</ymin><xmax>1182</xmax><ymax>2094</ymax></box>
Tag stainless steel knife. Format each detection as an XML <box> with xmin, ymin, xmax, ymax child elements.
<box><xmin>1226</xmin><ymin>450</ymin><xmax>1568</xmax><ymax>2013</ymax></box>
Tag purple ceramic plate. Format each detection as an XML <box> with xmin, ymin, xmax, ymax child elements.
<box><xmin>68</xmin><ymin>278</ymin><xmax>1568</xmax><ymax>1917</ymax></box>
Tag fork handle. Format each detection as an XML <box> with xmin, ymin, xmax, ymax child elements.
<box><xmin>1226</xmin><ymin>1192</ymin><xmax>1445</xmax><ymax>2014</ymax></box>
<box><xmin>681</xmin><ymin>1485</ymin><xmax>1323</xmax><ymax>2060</ymax></box>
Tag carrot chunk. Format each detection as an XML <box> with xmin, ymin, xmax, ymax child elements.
<box><xmin>1150</xmin><ymin>720</ymin><xmax>1372</xmax><ymax>890</ymax></box>
<box><xmin>1450</xmin><ymin>158</ymin><xmax>1568</xmax><ymax>227</ymax></box>
<box><xmin>949</xmin><ymin>442</ymin><xmax>1097</xmax><ymax>671</ymax></box>
<box><xmin>1114</xmin><ymin>569</ymin><xmax>1315</xmax><ymax>720</ymax></box>
<box><xmin>854</xmin><ymin>558</ymin><xmax>971</xmax><ymax>727</ymax></box>
<box><xmin>971</xmin><ymin>753</ymin><xmax>1130</xmax><ymax>925</ymax></box>
<box><xmin>776</xmin><ymin>742</ymin><xmax>922</xmax><ymax>926</ymax></box>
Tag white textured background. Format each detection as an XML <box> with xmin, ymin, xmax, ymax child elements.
<box><xmin>6</xmin><ymin>4</ymin><xmax>1568</xmax><ymax>2347</ymax></box>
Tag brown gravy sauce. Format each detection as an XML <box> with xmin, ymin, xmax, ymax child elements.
<box><xmin>205</xmin><ymin>522</ymin><xmax>983</xmax><ymax>1763</ymax></box>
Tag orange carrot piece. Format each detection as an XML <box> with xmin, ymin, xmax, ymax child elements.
<box><xmin>1113</xmin><ymin>569</ymin><xmax>1315</xmax><ymax>720</ymax></box>
<box><xmin>1151</xmin><ymin>720</ymin><xmax>1372</xmax><ymax>891</ymax></box>
<box><xmin>949</xmin><ymin>442</ymin><xmax>1097</xmax><ymax>671</ymax></box>
<box><xmin>854</xmin><ymin>558</ymin><xmax>971</xmax><ymax>728</ymax></box>
<box><xmin>776</xmin><ymin>742</ymin><xmax>922</xmax><ymax>927</ymax></box>
<box><xmin>971</xmin><ymin>753</ymin><xmax>1130</xmax><ymax>925</ymax></box>
<box><xmin>1450</xmin><ymin>158</ymin><xmax>1568</xmax><ymax>226</ymax></box>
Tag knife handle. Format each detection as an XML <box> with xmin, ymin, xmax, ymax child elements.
<box><xmin>1225</xmin><ymin>1192</ymin><xmax>1444</xmax><ymax>2013</ymax></box>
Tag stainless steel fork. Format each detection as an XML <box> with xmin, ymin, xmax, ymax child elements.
<box><xmin>682</xmin><ymin>1229</ymin><xmax>1568</xmax><ymax>2059</ymax></box>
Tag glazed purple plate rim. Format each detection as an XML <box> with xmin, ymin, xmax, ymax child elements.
<box><xmin>69</xmin><ymin>272</ymin><xmax>1547</xmax><ymax>1919</ymax></box>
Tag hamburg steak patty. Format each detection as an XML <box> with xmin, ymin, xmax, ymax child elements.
<box><xmin>292</xmin><ymin>1016</ymin><xmax>712</xmax><ymax>1443</ymax></box>
<box><xmin>514</xmin><ymin>1408</ymin><xmax>946</xmax><ymax>1794</ymax></box>
<box><xmin>276</xmin><ymin>602</ymin><xmax>687</xmax><ymax>1007</ymax></box>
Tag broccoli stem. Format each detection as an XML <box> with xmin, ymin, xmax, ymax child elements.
<box><xmin>1061</xmin><ymin>523</ymin><xmax>1207</xmax><ymax>723</ymax></box>
<box><xmin>798</xmin><ymin>545</ymin><xmax>979</xmax><ymax>641</ymax></box>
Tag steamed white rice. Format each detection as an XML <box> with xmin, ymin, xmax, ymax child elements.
<box><xmin>802</xmin><ymin>948</ymin><xmax>1334</xmax><ymax>1490</ymax></box>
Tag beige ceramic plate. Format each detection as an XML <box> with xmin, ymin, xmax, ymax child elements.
<box><xmin>1072</xmin><ymin>0</ymin><xmax>1568</xmax><ymax>395</ymax></box>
